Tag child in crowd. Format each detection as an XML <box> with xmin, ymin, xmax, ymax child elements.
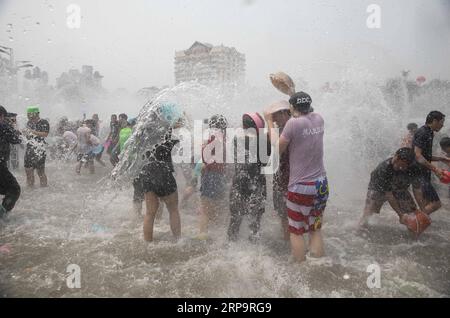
<box><xmin>228</xmin><ymin>112</ymin><xmax>270</xmax><ymax>242</ymax></box>
<box><xmin>198</xmin><ymin>114</ymin><xmax>228</xmax><ymax>240</ymax></box>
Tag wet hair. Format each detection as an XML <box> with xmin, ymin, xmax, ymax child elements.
<box><xmin>395</xmin><ymin>147</ymin><xmax>415</xmax><ymax>164</ymax></box>
<box><xmin>440</xmin><ymin>137</ymin><xmax>450</xmax><ymax>149</ymax></box>
<box><xmin>426</xmin><ymin>111</ymin><xmax>445</xmax><ymax>124</ymax></box>
<box><xmin>0</xmin><ymin>105</ymin><xmax>7</xmax><ymax>117</ymax></box>
<box><xmin>407</xmin><ymin>123</ymin><xmax>418</xmax><ymax>131</ymax></box>
<box><xmin>119</xmin><ymin>113</ymin><xmax>128</xmax><ymax>121</ymax></box>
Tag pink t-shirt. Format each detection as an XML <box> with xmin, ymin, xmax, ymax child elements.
<box><xmin>280</xmin><ymin>113</ymin><xmax>326</xmax><ymax>186</ymax></box>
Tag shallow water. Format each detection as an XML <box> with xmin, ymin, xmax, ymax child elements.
<box><xmin>1</xmin><ymin>161</ymin><xmax>449</xmax><ymax>298</ymax></box>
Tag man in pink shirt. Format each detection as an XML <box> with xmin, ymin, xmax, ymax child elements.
<box><xmin>265</xmin><ymin>91</ymin><xmax>329</xmax><ymax>263</ymax></box>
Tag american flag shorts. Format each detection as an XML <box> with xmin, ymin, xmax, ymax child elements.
<box><xmin>286</xmin><ymin>176</ymin><xmax>329</xmax><ymax>235</ymax></box>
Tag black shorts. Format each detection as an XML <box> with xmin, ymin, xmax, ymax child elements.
<box><xmin>414</xmin><ymin>176</ymin><xmax>440</xmax><ymax>203</ymax></box>
<box><xmin>24</xmin><ymin>149</ymin><xmax>46</xmax><ymax>169</ymax></box>
<box><xmin>141</xmin><ymin>165</ymin><xmax>177</xmax><ymax>198</ymax></box>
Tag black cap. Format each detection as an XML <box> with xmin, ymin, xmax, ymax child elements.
<box><xmin>289</xmin><ymin>91</ymin><xmax>312</xmax><ymax>112</ymax></box>
<box><xmin>0</xmin><ymin>105</ymin><xmax>7</xmax><ymax>117</ymax></box>
<box><xmin>6</xmin><ymin>112</ymin><xmax>17</xmax><ymax>118</ymax></box>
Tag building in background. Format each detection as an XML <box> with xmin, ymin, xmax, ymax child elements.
<box><xmin>1</xmin><ymin>45</ymin><xmax>34</xmax><ymax>97</ymax></box>
<box><xmin>174</xmin><ymin>41</ymin><xmax>246</xmax><ymax>86</ymax></box>
<box><xmin>56</xmin><ymin>65</ymin><xmax>103</xmax><ymax>90</ymax></box>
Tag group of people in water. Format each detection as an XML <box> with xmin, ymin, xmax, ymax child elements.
<box><xmin>359</xmin><ymin>111</ymin><xmax>450</xmax><ymax>234</ymax></box>
<box><xmin>0</xmin><ymin>89</ymin><xmax>449</xmax><ymax>262</ymax></box>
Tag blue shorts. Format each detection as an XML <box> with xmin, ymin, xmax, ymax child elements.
<box><xmin>200</xmin><ymin>170</ymin><xmax>226</xmax><ymax>199</ymax></box>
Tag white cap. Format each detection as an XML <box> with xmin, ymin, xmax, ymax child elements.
<box><xmin>265</xmin><ymin>100</ymin><xmax>291</xmax><ymax>114</ymax></box>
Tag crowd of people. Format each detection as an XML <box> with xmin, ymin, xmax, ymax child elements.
<box><xmin>0</xmin><ymin>91</ymin><xmax>449</xmax><ymax>263</ymax></box>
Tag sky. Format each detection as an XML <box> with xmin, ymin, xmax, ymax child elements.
<box><xmin>1</xmin><ymin>0</ymin><xmax>449</xmax><ymax>92</ymax></box>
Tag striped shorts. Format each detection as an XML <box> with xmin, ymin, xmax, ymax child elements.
<box><xmin>286</xmin><ymin>177</ymin><xmax>329</xmax><ymax>235</ymax></box>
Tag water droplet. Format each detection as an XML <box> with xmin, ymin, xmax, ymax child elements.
<box><xmin>51</xmin><ymin>22</ymin><xmax>55</xmax><ymax>27</ymax></box>
<box><xmin>23</xmin><ymin>30</ymin><xmax>27</xmax><ymax>34</ymax></box>
<box><xmin>48</xmin><ymin>5</ymin><xmax>54</xmax><ymax>11</ymax></box>
<box><xmin>9</xmin><ymin>37</ymin><xmax>13</xmax><ymax>42</ymax></box>
<box><xmin>7</xmin><ymin>23</ymin><xmax>12</xmax><ymax>28</ymax></box>
<box><xmin>343</xmin><ymin>274</ymin><xmax>350</xmax><ymax>280</ymax></box>
<box><xmin>36</xmin><ymin>22</ymin><xmax>40</xmax><ymax>26</ymax></box>
<box><xmin>47</xmin><ymin>39</ymin><xmax>52</xmax><ymax>43</ymax></box>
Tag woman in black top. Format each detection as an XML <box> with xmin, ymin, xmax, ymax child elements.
<box><xmin>139</xmin><ymin>103</ymin><xmax>185</xmax><ymax>242</ymax></box>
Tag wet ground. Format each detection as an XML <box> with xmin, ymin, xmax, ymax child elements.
<box><xmin>1</xmin><ymin>161</ymin><xmax>449</xmax><ymax>297</ymax></box>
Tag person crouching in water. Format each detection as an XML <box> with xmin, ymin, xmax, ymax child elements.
<box><xmin>0</xmin><ymin>105</ymin><xmax>22</xmax><ymax>218</ymax></box>
<box><xmin>358</xmin><ymin>148</ymin><xmax>431</xmax><ymax>235</ymax></box>
<box><xmin>228</xmin><ymin>112</ymin><xmax>270</xmax><ymax>242</ymax></box>
<box><xmin>264</xmin><ymin>101</ymin><xmax>291</xmax><ymax>241</ymax></box>
<box><xmin>140</xmin><ymin>103</ymin><xmax>184</xmax><ymax>242</ymax></box>
<box><xmin>265</xmin><ymin>92</ymin><xmax>329</xmax><ymax>262</ymax></box>
<box><xmin>198</xmin><ymin>114</ymin><xmax>228</xmax><ymax>240</ymax></box>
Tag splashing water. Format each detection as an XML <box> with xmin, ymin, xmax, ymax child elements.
<box><xmin>1</xmin><ymin>79</ymin><xmax>449</xmax><ymax>297</ymax></box>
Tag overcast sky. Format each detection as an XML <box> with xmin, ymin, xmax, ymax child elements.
<box><xmin>1</xmin><ymin>0</ymin><xmax>449</xmax><ymax>91</ymax></box>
